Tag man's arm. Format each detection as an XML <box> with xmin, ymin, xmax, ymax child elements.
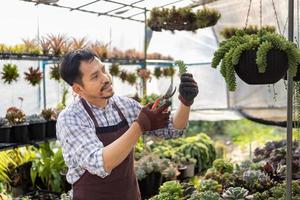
<box><xmin>172</xmin><ymin>102</ymin><xmax>191</xmax><ymax>129</ymax></box>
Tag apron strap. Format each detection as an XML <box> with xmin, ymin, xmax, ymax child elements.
<box><xmin>112</xmin><ymin>102</ymin><xmax>126</xmax><ymax>121</ymax></box>
<box><xmin>80</xmin><ymin>98</ymin><xmax>100</xmax><ymax>128</ymax></box>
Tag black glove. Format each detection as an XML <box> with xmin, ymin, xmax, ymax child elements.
<box><xmin>178</xmin><ymin>73</ymin><xmax>198</xmax><ymax>106</ymax></box>
<box><xmin>135</xmin><ymin>101</ymin><xmax>171</xmax><ymax>132</ymax></box>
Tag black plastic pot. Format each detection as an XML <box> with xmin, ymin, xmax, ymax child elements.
<box><xmin>138</xmin><ymin>172</ymin><xmax>162</xmax><ymax>199</ymax></box>
<box><xmin>28</xmin><ymin>122</ymin><xmax>46</xmax><ymax>141</ymax></box>
<box><xmin>235</xmin><ymin>49</ymin><xmax>288</xmax><ymax>84</ymax></box>
<box><xmin>11</xmin><ymin>124</ymin><xmax>29</xmax><ymax>143</ymax></box>
<box><xmin>284</xmin><ymin>65</ymin><xmax>300</xmax><ymax>81</ymax></box>
<box><xmin>46</xmin><ymin>120</ymin><xmax>57</xmax><ymax>139</ymax></box>
<box><xmin>0</xmin><ymin>127</ymin><xmax>11</xmax><ymax>143</ymax></box>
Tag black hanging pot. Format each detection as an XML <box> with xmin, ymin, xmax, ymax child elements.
<box><xmin>0</xmin><ymin>127</ymin><xmax>11</xmax><ymax>143</ymax></box>
<box><xmin>28</xmin><ymin>122</ymin><xmax>46</xmax><ymax>141</ymax></box>
<box><xmin>283</xmin><ymin>65</ymin><xmax>300</xmax><ymax>81</ymax></box>
<box><xmin>11</xmin><ymin>124</ymin><xmax>29</xmax><ymax>143</ymax></box>
<box><xmin>235</xmin><ymin>49</ymin><xmax>288</xmax><ymax>84</ymax></box>
<box><xmin>46</xmin><ymin>120</ymin><xmax>57</xmax><ymax>139</ymax></box>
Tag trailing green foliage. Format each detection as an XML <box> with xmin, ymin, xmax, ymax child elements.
<box><xmin>221</xmin><ymin>25</ymin><xmax>276</xmax><ymax>39</ymax></box>
<box><xmin>212</xmin><ymin>31</ymin><xmax>300</xmax><ymax>91</ymax></box>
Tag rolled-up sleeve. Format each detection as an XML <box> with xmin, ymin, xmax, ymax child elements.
<box><xmin>125</xmin><ymin>97</ymin><xmax>185</xmax><ymax>139</ymax></box>
<box><xmin>56</xmin><ymin>111</ymin><xmax>110</xmax><ymax>182</ymax></box>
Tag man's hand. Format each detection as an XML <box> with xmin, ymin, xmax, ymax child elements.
<box><xmin>135</xmin><ymin>101</ymin><xmax>171</xmax><ymax>132</ymax></box>
<box><xmin>178</xmin><ymin>73</ymin><xmax>198</xmax><ymax>106</ymax></box>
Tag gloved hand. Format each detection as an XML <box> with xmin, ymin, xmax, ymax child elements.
<box><xmin>135</xmin><ymin>101</ymin><xmax>171</xmax><ymax>132</ymax></box>
<box><xmin>178</xmin><ymin>73</ymin><xmax>199</xmax><ymax>106</ymax></box>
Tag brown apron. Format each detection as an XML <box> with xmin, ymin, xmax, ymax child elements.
<box><xmin>73</xmin><ymin>98</ymin><xmax>141</xmax><ymax>200</ymax></box>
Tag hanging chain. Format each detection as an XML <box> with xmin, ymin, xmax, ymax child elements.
<box><xmin>245</xmin><ymin>0</ymin><xmax>253</xmax><ymax>28</ymax></box>
<box><xmin>271</xmin><ymin>0</ymin><xmax>282</xmax><ymax>34</ymax></box>
<box><xmin>259</xmin><ymin>0</ymin><xmax>262</xmax><ymax>28</ymax></box>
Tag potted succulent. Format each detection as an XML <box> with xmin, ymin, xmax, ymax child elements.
<box><xmin>147</xmin><ymin>6</ymin><xmax>221</xmax><ymax>32</ymax></box>
<box><xmin>49</xmin><ymin>64</ymin><xmax>60</xmax><ymax>82</ymax></box>
<box><xmin>177</xmin><ymin>155</ymin><xmax>197</xmax><ymax>180</ymax></box>
<box><xmin>154</xmin><ymin>67</ymin><xmax>162</xmax><ymax>79</ymax></box>
<box><xmin>212</xmin><ymin>30</ymin><xmax>300</xmax><ymax>91</ymax></box>
<box><xmin>47</xmin><ymin>34</ymin><xmax>67</xmax><ymax>56</ymax></box>
<box><xmin>189</xmin><ymin>190</ymin><xmax>220</xmax><ymax>200</ymax></box>
<box><xmin>162</xmin><ymin>66</ymin><xmax>176</xmax><ymax>77</ymax></box>
<box><xmin>1</xmin><ymin>64</ymin><xmax>19</xmax><ymax>84</ymax></box>
<box><xmin>26</xmin><ymin>114</ymin><xmax>46</xmax><ymax>141</ymax></box>
<box><xmin>90</xmin><ymin>41</ymin><xmax>108</xmax><ymax>58</ymax></box>
<box><xmin>222</xmin><ymin>187</ymin><xmax>253</xmax><ymax>200</ymax></box>
<box><xmin>135</xmin><ymin>155</ymin><xmax>165</xmax><ymax>198</ymax></box>
<box><xmin>150</xmin><ymin>181</ymin><xmax>184</xmax><ymax>200</ymax></box>
<box><xmin>5</xmin><ymin>107</ymin><xmax>29</xmax><ymax>143</ymax></box>
<box><xmin>22</xmin><ymin>39</ymin><xmax>41</xmax><ymax>55</ymax></box>
<box><xmin>119</xmin><ymin>70</ymin><xmax>128</xmax><ymax>82</ymax></box>
<box><xmin>41</xmin><ymin>108</ymin><xmax>57</xmax><ymax>139</ymax></box>
<box><xmin>0</xmin><ymin>117</ymin><xmax>11</xmax><ymax>143</ymax></box>
<box><xmin>126</xmin><ymin>72</ymin><xmax>137</xmax><ymax>85</ymax></box>
<box><xmin>24</xmin><ymin>67</ymin><xmax>43</xmax><ymax>86</ymax></box>
<box><xmin>137</xmin><ymin>68</ymin><xmax>151</xmax><ymax>81</ymax></box>
<box><xmin>39</xmin><ymin>37</ymin><xmax>51</xmax><ymax>55</ymax></box>
<box><xmin>108</xmin><ymin>63</ymin><xmax>120</xmax><ymax>77</ymax></box>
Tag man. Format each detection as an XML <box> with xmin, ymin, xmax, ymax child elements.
<box><xmin>56</xmin><ymin>48</ymin><xmax>198</xmax><ymax>200</ymax></box>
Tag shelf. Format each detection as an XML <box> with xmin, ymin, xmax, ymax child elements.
<box><xmin>0</xmin><ymin>137</ymin><xmax>57</xmax><ymax>151</ymax></box>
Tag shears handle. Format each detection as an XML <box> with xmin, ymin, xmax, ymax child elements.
<box><xmin>151</xmin><ymin>98</ymin><xmax>161</xmax><ymax>110</ymax></box>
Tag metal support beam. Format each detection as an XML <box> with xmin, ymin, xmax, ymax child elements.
<box><xmin>102</xmin><ymin>0</ymin><xmax>149</xmax><ymax>11</ymax></box>
<box><xmin>104</xmin><ymin>0</ymin><xmax>144</xmax><ymax>15</ymax></box>
<box><xmin>71</xmin><ymin>0</ymin><xmax>102</xmax><ymax>10</ymax></box>
<box><xmin>287</xmin><ymin>0</ymin><xmax>294</xmax><ymax>199</ymax></box>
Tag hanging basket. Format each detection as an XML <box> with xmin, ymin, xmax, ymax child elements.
<box><xmin>234</xmin><ymin>49</ymin><xmax>288</xmax><ymax>84</ymax></box>
<box><xmin>283</xmin><ymin>65</ymin><xmax>300</xmax><ymax>81</ymax></box>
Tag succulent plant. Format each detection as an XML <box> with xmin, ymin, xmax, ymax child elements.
<box><xmin>190</xmin><ymin>190</ymin><xmax>220</xmax><ymax>200</ymax></box>
<box><xmin>5</xmin><ymin>107</ymin><xmax>26</xmax><ymax>125</ymax></box>
<box><xmin>109</xmin><ymin>63</ymin><xmax>120</xmax><ymax>76</ymax></box>
<box><xmin>154</xmin><ymin>67</ymin><xmax>162</xmax><ymax>79</ymax></box>
<box><xmin>119</xmin><ymin>70</ymin><xmax>128</xmax><ymax>82</ymax></box>
<box><xmin>41</xmin><ymin>108</ymin><xmax>57</xmax><ymax>121</ymax></box>
<box><xmin>242</xmin><ymin>170</ymin><xmax>272</xmax><ymax>193</ymax></box>
<box><xmin>0</xmin><ymin>117</ymin><xmax>10</xmax><ymax>128</ymax></box>
<box><xmin>222</xmin><ymin>187</ymin><xmax>252</xmax><ymax>200</ymax></box>
<box><xmin>24</xmin><ymin>67</ymin><xmax>43</xmax><ymax>86</ymax></box>
<box><xmin>49</xmin><ymin>64</ymin><xmax>60</xmax><ymax>82</ymax></box>
<box><xmin>213</xmin><ymin>159</ymin><xmax>234</xmax><ymax>174</ymax></box>
<box><xmin>199</xmin><ymin>179</ymin><xmax>222</xmax><ymax>193</ymax></box>
<box><xmin>1</xmin><ymin>64</ymin><xmax>19</xmax><ymax>84</ymax></box>
<box><xmin>26</xmin><ymin>114</ymin><xmax>46</xmax><ymax>124</ymax></box>
<box><xmin>175</xmin><ymin>60</ymin><xmax>187</xmax><ymax>76</ymax></box>
<box><xmin>126</xmin><ymin>72</ymin><xmax>137</xmax><ymax>85</ymax></box>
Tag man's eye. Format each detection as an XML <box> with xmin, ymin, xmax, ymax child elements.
<box><xmin>93</xmin><ymin>75</ymin><xmax>98</xmax><ymax>79</ymax></box>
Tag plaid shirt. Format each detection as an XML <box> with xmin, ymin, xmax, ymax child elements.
<box><xmin>56</xmin><ymin>95</ymin><xmax>184</xmax><ymax>184</ymax></box>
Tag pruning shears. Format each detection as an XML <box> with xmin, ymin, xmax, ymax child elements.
<box><xmin>151</xmin><ymin>83</ymin><xmax>176</xmax><ymax>110</ymax></box>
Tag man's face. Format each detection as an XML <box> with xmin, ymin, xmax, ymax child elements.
<box><xmin>75</xmin><ymin>57</ymin><xmax>114</xmax><ymax>100</ymax></box>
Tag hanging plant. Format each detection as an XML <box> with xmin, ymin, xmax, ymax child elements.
<box><xmin>147</xmin><ymin>6</ymin><xmax>221</xmax><ymax>32</ymax></box>
<box><xmin>24</xmin><ymin>67</ymin><xmax>43</xmax><ymax>86</ymax></box>
<box><xmin>1</xmin><ymin>64</ymin><xmax>19</xmax><ymax>84</ymax></box>
<box><xmin>41</xmin><ymin>108</ymin><xmax>57</xmax><ymax>121</ymax></box>
<box><xmin>220</xmin><ymin>25</ymin><xmax>276</xmax><ymax>39</ymax></box>
<box><xmin>154</xmin><ymin>67</ymin><xmax>162</xmax><ymax>79</ymax></box>
<box><xmin>126</xmin><ymin>72</ymin><xmax>137</xmax><ymax>85</ymax></box>
<box><xmin>109</xmin><ymin>63</ymin><xmax>120</xmax><ymax>76</ymax></box>
<box><xmin>163</xmin><ymin>66</ymin><xmax>176</xmax><ymax>77</ymax></box>
<box><xmin>211</xmin><ymin>30</ymin><xmax>300</xmax><ymax>91</ymax></box>
<box><xmin>50</xmin><ymin>64</ymin><xmax>60</xmax><ymax>82</ymax></box>
<box><xmin>119</xmin><ymin>70</ymin><xmax>128</xmax><ymax>82</ymax></box>
<box><xmin>137</xmin><ymin>68</ymin><xmax>151</xmax><ymax>80</ymax></box>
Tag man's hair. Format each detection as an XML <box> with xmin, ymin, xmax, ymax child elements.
<box><xmin>59</xmin><ymin>48</ymin><xmax>96</xmax><ymax>86</ymax></box>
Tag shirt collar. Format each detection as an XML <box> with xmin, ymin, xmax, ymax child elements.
<box><xmin>81</xmin><ymin>97</ymin><xmax>114</xmax><ymax>111</ymax></box>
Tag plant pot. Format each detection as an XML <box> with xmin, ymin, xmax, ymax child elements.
<box><xmin>283</xmin><ymin>65</ymin><xmax>300</xmax><ymax>81</ymax></box>
<box><xmin>11</xmin><ymin>124</ymin><xmax>29</xmax><ymax>143</ymax></box>
<box><xmin>46</xmin><ymin>120</ymin><xmax>56</xmax><ymax>139</ymax></box>
<box><xmin>138</xmin><ymin>172</ymin><xmax>161</xmax><ymax>199</ymax></box>
<box><xmin>28</xmin><ymin>122</ymin><xmax>46</xmax><ymax>141</ymax></box>
<box><xmin>0</xmin><ymin>127</ymin><xmax>11</xmax><ymax>143</ymax></box>
<box><xmin>235</xmin><ymin>49</ymin><xmax>288</xmax><ymax>84</ymax></box>
<box><xmin>150</xmin><ymin>172</ymin><xmax>162</xmax><ymax>196</ymax></box>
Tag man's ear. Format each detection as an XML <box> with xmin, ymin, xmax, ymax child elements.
<box><xmin>72</xmin><ymin>83</ymin><xmax>83</xmax><ymax>95</ymax></box>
